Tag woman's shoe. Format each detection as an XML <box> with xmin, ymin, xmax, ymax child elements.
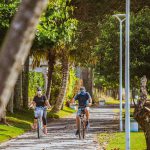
<box><xmin>43</xmin><ymin>128</ymin><xmax>48</xmax><ymax>135</ymax></box>
<box><xmin>31</xmin><ymin>124</ymin><xmax>37</xmax><ymax>130</ymax></box>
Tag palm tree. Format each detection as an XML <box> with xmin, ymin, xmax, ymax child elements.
<box><xmin>31</xmin><ymin>49</ymin><xmax>56</xmax><ymax>103</ymax></box>
<box><xmin>51</xmin><ymin>51</ymin><xmax>69</xmax><ymax>113</ymax></box>
<box><xmin>46</xmin><ymin>50</ymin><xmax>56</xmax><ymax>101</ymax></box>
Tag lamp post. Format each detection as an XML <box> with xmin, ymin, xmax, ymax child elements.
<box><xmin>113</xmin><ymin>14</ymin><xmax>126</xmax><ymax>132</ymax></box>
<box><xmin>125</xmin><ymin>0</ymin><xmax>130</xmax><ymax>149</ymax></box>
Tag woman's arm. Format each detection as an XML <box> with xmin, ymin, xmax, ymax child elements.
<box><xmin>45</xmin><ymin>100</ymin><xmax>51</xmax><ymax>108</ymax></box>
<box><xmin>29</xmin><ymin>101</ymin><xmax>36</xmax><ymax>108</ymax></box>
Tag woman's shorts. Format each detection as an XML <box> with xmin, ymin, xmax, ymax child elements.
<box><xmin>34</xmin><ymin>107</ymin><xmax>44</xmax><ymax>119</ymax></box>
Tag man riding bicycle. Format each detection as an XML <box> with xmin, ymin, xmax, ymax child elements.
<box><xmin>72</xmin><ymin>87</ymin><xmax>92</xmax><ymax>135</ymax></box>
<box><xmin>29</xmin><ymin>87</ymin><xmax>51</xmax><ymax>134</ymax></box>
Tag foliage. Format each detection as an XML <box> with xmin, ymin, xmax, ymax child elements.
<box><xmin>66</xmin><ymin>67</ymin><xmax>78</xmax><ymax>100</ymax></box>
<box><xmin>0</xmin><ymin>0</ymin><xmax>20</xmax><ymax>45</ymax></box>
<box><xmin>28</xmin><ymin>72</ymin><xmax>45</xmax><ymax>98</ymax></box>
<box><xmin>71</xmin><ymin>0</ymin><xmax>150</xmax><ymax>67</ymax></box>
<box><xmin>32</xmin><ymin>0</ymin><xmax>78</xmax><ymax>56</ymax></box>
<box><xmin>94</xmin><ymin>8</ymin><xmax>150</xmax><ymax>90</ymax></box>
<box><xmin>130</xmin><ymin>7</ymin><xmax>150</xmax><ymax>89</ymax></box>
<box><xmin>94</xmin><ymin>14</ymin><xmax>120</xmax><ymax>90</ymax></box>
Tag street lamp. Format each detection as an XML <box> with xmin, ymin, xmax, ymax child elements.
<box><xmin>125</xmin><ymin>0</ymin><xmax>130</xmax><ymax>149</ymax></box>
<box><xmin>113</xmin><ymin>14</ymin><xmax>126</xmax><ymax>132</ymax></box>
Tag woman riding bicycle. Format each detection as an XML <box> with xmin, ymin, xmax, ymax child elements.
<box><xmin>29</xmin><ymin>87</ymin><xmax>51</xmax><ymax>134</ymax></box>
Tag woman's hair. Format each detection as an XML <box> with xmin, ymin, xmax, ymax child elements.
<box><xmin>37</xmin><ymin>87</ymin><xmax>42</xmax><ymax>91</ymax></box>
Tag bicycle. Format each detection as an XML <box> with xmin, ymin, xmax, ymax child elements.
<box><xmin>78</xmin><ymin>106</ymin><xmax>87</xmax><ymax>140</ymax></box>
<box><xmin>35</xmin><ymin>107</ymin><xmax>44</xmax><ymax>139</ymax></box>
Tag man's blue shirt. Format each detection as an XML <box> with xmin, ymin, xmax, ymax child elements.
<box><xmin>74</xmin><ymin>91</ymin><xmax>91</xmax><ymax>106</ymax></box>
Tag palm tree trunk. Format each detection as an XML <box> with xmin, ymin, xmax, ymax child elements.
<box><xmin>46</xmin><ymin>51</ymin><xmax>56</xmax><ymax>101</ymax></box>
<box><xmin>134</xmin><ymin>109</ymin><xmax>150</xmax><ymax>150</ymax></box>
<box><xmin>7</xmin><ymin>91</ymin><xmax>14</xmax><ymax>113</ymax></box>
<box><xmin>14</xmin><ymin>73</ymin><xmax>22</xmax><ymax>110</ymax></box>
<box><xmin>22</xmin><ymin>56</ymin><xmax>29</xmax><ymax>108</ymax></box>
<box><xmin>134</xmin><ymin>76</ymin><xmax>150</xmax><ymax>150</ymax></box>
<box><xmin>51</xmin><ymin>56</ymin><xmax>69</xmax><ymax>113</ymax></box>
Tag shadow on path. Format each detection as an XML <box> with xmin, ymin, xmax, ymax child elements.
<box><xmin>0</xmin><ymin>108</ymin><xmax>119</xmax><ymax>150</ymax></box>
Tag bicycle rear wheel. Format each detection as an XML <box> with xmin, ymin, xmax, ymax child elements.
<box><xmin>78</xmin><ymin>118</ymin><xmax>82</xmax><ymax>139</ymax></box>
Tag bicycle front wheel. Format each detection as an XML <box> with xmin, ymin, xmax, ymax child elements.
<box><xmin>82</xmin><ymin>120</ymin><xmax>86</xmax><ymax>139</ymax></box>
<box><xmin>37</xmin><ymin>119</ymin><xmax>40</xmax><ymax>139</ymax></box>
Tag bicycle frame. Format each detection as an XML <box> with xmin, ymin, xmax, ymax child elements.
<box><xmin>78</xmin><ymin>107</ymin><xmax>86</xmax><ymax>140</ymax></box>
<box><xmin>35</xmin><ymin>107</ymin><xmax>44</xmax><ymax>139</ymax></box>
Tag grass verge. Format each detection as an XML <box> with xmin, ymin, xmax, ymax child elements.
<box><xmin>99</xmin><ymin>97</ymin><xmax>125</xmax><ymax>105</ymax></box>
<box><xmin>98</xmin><ymin>132</ymin><xmax>146</xmax><ymax>150</ymax></box>
<box><xmin>113</xmin><ymin>108</ymin><xmax>134</xmax><ymax>119</ymax></box>
<box><xmin>0</xmin><ymin>109</ymin><xmax>33</xmax><ymax>143</ymax></box>
<box><xmin>48</xmin><ymin>106</ymin><xmax>76</xmax><ymax>118</ymax></box>
<box><xmin>0</xmin><ymin>106</ymin><xmax>75</xmax><ymax>143</ymax></box>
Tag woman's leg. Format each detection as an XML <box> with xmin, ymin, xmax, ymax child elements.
<box><xmin>32</xmin><ymin>109</ymin><xmax>38</xmax><ymax>129</ymax></box>
<box><xmin>31</xmin><ymin>117</ymin><xmax>37</xmax><ymax>129</ymax></box>
<box><xmin>42</xmin><ymin>109</ymin><xmax>47</xmax><ymax>134</ymax></box>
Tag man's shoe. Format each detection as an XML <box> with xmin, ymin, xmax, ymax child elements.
<box><xmin>75</xmin><ymin>130</ymin><xmax>79</xmax><ymax>135</ymax></box>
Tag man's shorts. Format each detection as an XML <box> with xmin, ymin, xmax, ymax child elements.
<box><xmin>34</xmin><ymin>107</ymin><xmax>44</xmax><ymax>119</ymax></box>
<box><xmin>77</xmin><ymin>107</ymin><xmax>89</xmax><ymax>116</ymax></box>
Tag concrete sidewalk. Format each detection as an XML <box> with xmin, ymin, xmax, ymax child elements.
<box><xmin>0</xmin><ymin>108</ymin><xmax>119</xmax><ymax>150</ymax></box>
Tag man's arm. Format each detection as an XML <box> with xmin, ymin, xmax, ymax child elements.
<box><xmin>70</xmin><ymin>94</ymin><xmax>78</xmax><ymax>104</ymax></box>
<box><xmin>88</xmin><ymin>97</ymin><xmax>92</xmax><ymax>106</ymax></box>
<box><xmin>71</xmin><ymin>98</ymin><xmax>75</xmax><ymax>104</ymax></box>
<box><xmin>87</xmin><ymin>93</ymin><xmax>92</xmax><ymax>106</ymax></box>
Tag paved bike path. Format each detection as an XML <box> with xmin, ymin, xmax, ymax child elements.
<box><xmin>0</xmin><ymin>108</ymin><xmax>119</xmax><ymax>150</ymax></box>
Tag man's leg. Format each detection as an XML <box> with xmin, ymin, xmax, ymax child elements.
<box><xmin>85</xmin><ymin>107</ymin><xmax>90</xmax><ymax>121</ymax></box>
<box><xmin>85</xmin><ymin>107</ymin><xmax>90</xmax><ymax>127</ymax></box>
<box><xmin>76</xmin><ymin>115</ymin><xmax>80</xmax><ymax>129</ymax></box>
<box><xmin>75</xmin><ymin>108</ymin><xmax>81</xmax><ymax>135</ymax></box>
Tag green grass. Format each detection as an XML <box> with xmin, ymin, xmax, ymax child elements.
<box><xmin>0</xmin><ymin>106</ymin><xmax>75</xmax><ymax>143</ymax></box>
<box><xmin>102</xmin><ymin>97</ymin><xmax>125</xmax><ymax>105</ymax></box>
<box><xmin>98</xmin><ymin>132</ymin><xmax>146</xmax><ymax>150</ymax></box>
<box><xmin>0</xmin><ymin>125</ymin><xmax>25</xmax><ymax>143</ymax></box>
<box><xmin>0</xmin><ymin>109</ymin><xmax>33</xmax><ymax>143</ymax></box>
<box><xmin>114</xmin><ymin>108</ymin><xmax>134</xmax><ymax>119</ymax></box>
<box><xmin>48</xmin><ymin>106</ymin><xmax>76</xmax><ymax>118</ymax></box>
